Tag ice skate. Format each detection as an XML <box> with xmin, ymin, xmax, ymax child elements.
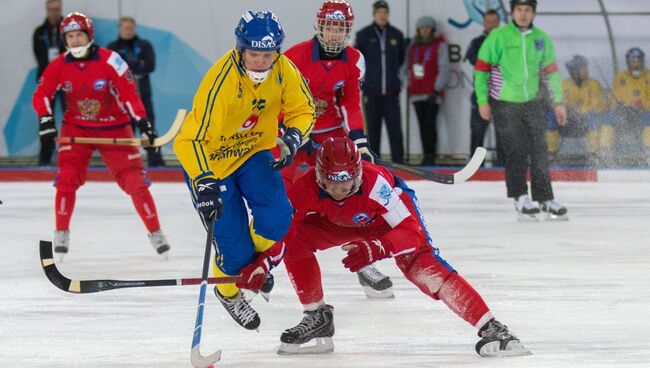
<box><xmin>357</xmin><ymin>264</ymin><xmax>394</xmax><ymax>298</ymax></box>
<box><xmin>278</xmin><ymin>304</ymin><xmax>335</xmax><ymax>355</ymax></box>
<box><xmin>514</xmin><ymin>195</ymin><xmax>540</xmax><ymax>222</ymax></box>
<box><xmin>244</xmin><ymin>273</ymin><xmax>275</xmax><ymax>303</ymax></box>
<box><xmin>148</xmin><ymin>229</ymin><xmax>170</xmax><ymax>259</ymax></box>
<box><xmin>540</xmin><ymin>200</ymin><xmax>569</xmax><ymax>221</ymax></box>
<box><xmin>214</xmin><ymin>287</ymin><xmax>260</xmax><ymax>331</ymax></box>
<box><xmin>53</xmin><ymin>230</ymin><xmax>70</xmax><ymax>262</ymax></box>
<box><xmin>476</xmin><ymin>319</ymin><xmax>532</xmax><ymax>357</ymax></box>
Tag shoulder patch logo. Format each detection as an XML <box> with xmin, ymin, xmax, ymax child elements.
<box><xmin>378</xmin><ymin>184</ymin><xmax>391</xmax><ymax>205</ymax></box>
<box><xmin>107</xmin><ymin>51</ymin><xmax>128</xmax><ymax>77</ymax></box>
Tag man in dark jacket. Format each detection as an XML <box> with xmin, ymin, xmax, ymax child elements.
<box><xmin>108</xmin><ymin>16</ymin><xmax>164</xmax><ymax>166</ymax></box>
<box><xmin>32</xmin><ymin>0</ymin><xmax>65</xmax><ymax>165</ymax></box>
<box><xmin>464</xmin><ymin>9</ymin><xmax>503</xmax><ymax>166</ymax></box>
<box><xmin>355</xmin><ymin>0</ymin><xmax>406</xmax><ymax>163</ymax></box>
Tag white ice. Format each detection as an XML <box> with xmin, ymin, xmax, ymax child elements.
<box><xmin>1</xmin><ymin>181</ymin><xmax>649</xmax><ymax>367</ymax></box>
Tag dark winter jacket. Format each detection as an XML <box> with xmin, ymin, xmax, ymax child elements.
<box><xmin>107</xmin><ymin>36</ymin><xmax>156</xmax><ymax>98</ymax></box>
<box><xmin>355</xmin><ymin>23</ymin><xmax>406</xmax><ymax>95</ymax></box>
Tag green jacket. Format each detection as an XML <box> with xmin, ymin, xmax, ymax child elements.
<box><xmin>474</xmin><ymin>22</ymin><xmax>563</xmax><ymax>106</ymax></box>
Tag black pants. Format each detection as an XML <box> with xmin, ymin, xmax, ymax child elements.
<box><xmin>39</xmin><ymin>91</ymin><xmax>66</xmax><ymax>165</ymax></box>
<box><xmin>470</xmin><ymin>101</ymin><xmax>505</xmax><ymax>166</ymax></box>
<box><xmin>364</xmin><ymin>94</ymin><xmax>404</xmax><ymax>163</ymax></box>
<box><xmin>491</xmin><ymin>98</ymin><xmax>554</xmax><ymax>201</ymax></box>
<box><xmin>412</xmin><ymin>98</ymin><xmax>438</xmax><ymax>165</ymax></box>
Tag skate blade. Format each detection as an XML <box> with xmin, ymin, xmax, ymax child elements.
<box><xmin>155</xmin><ymin>245</ymin><xmax>170</xmax><ymax>260</ymax></box>
<box><xmin>277</xmin><ymin>337</ymin><xmax>334</xmax><ymax>355</ymax></box>
<box><xmin>516</xmin><ymin>213</ymin><xmax>539</xmax><ymax>222</ymax></box>
<box><xmin>479</xmin><ymin>341</ymin><xmax>533</xmax><ymax>357</ymax></box>
<box><xmin>542</xmin><ymin>212</ymin><xmax>569</xmax><ymax>222</ymax></box>
<box><xmin>361</xmin><ymin>285</ymin><xmax>395</xmax><ymax>299</ymax></box>
<box><xmin>54</xmin><ymin>248</ymin><xmax>67</xmax><ymax>263</ymax></box>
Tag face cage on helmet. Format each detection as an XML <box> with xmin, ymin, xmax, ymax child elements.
<box><xmin>315</xmin><ymin>18</ymin><xmax>353</xmax><ymax>55</ymax></box>
<box><xmin>315</xmin><ymin>162</ymin><xmax>363</xmax><ymax>199</ymax></box>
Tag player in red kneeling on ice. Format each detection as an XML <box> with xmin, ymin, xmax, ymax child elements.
<box><xmin>273</xmin><ymin>137</ymin><xmax>531</xmax><ymax>357</ymax></box>
<box><xmin>32</xmin><ymin>12</ymin><xmax>170</xmax><ymax>261</ymax></box>
<box><xmin>279</xmin><ymin>0</ymin><xmax>394</xmax><ymax>298</ymax></box>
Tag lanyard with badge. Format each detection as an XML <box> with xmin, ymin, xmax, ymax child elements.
<box><xmin>412</xmin><ymin>44</ymin><xmax>434</xmax><ymax>79</ymax></box>
<box><xmin>44</xmin><ymin>27</ymin><xmax>62</xmax><ymax>63</ymax></box>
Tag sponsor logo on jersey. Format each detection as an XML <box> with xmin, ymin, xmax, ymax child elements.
<box><xmin>77</xmin><ymin>99</ymin><xmax>101</xmax><ymax>120</ymax></box>
<box><xmin>352</xmin><ymin>212</ymin><xmax>372</xmax><ymax>226</ymax></box>
<box><xmin>251</xmin><ymin>35</ymin><xmax>277</xmax><ymax>49</ymax></box>
<box><xmin>333</xmin><ymin>80</ymin><xmax>345</xmax><ymax>91</ymax></box>
<box><xmin>93</xmin><ymin>79</ymin><xmax>107</xmax><ymax>91</ymax></box>
<box><xmin>62</xmin><ymin>81</ymin><xmax>72</xmax><ymax>93</ymax></box>
<box><xmin>238</xmin><ymin>114</ymin><xmax>259</xmax><ymax>132</ymax></box>
<box><xmin>325</xmin><ymin>11</ymin><xmax>346</xmax><ymax>21</ymax></box>
<box><xmin>107</xmin><ymin>51</ymin><xmax>129</xmax><ymax>76</ymax></box>
<box><xmin>378</xmin><ymin>184</ymin><xmax>391</xmax><ymax>205</ymax></box>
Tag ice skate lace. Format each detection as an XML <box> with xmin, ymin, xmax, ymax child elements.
<box><xmin>230</xmin><ymin>299</ymin><xmax>257</xmax><ymax>326</ymax></box>
<box><xmin>359</xmin><ymin>266</ymin><xmax>386</xmax><ymax>283</ymax></box>
<box><xmin>287</xmin><ymin>312</ymin><xmax>320</xmax><ymax>335</ymax></box>
<box><xmin>480</xmin><ymin>320</ymin><xmax>509</xmax><ymax>339</ymax></box>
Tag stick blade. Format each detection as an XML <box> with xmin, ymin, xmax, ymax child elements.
<box><xmin>190</xmin><ymin>346</ymin><xmax>221</xmax><ymax>368</ymax></box>
<box><xmin>453</xmin><ymin>147</ymin><xmax>486</xmax><ymax>183</ymax></box>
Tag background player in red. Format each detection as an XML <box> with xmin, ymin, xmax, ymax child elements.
<box><xmin>32</xmin><ymin>12</ymin><xmax>170</xmax><ymax>261</ymax></box>
<box><xmin>276</xmin><ymin>137</ymin><xmax>530</xmax><ymax>358</ymax></box>
<box><xmin>282</xmin><ymin>0</ymin><xmax>393</xmax><ymax>298</ymax></box>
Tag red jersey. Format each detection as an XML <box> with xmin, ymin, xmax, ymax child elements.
<box><xmin>284</xmin><ymin>39</ymin><xmax>365</xmax><ymax>135</ymax></box>
<box><xmin>33</xmin><ymin>46</ymin><xmax>146</xmax><ymax>128</ymax></box>
<box><xmin>288</xmin><ymin>161</ymin><xmax>425</xmax><ymax>255</ymax></box>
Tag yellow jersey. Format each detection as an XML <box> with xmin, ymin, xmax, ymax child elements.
<box><xmin>174</xmin><ymin>49</ymin><xmax>315</xmax><ymax>180</ymax></box>
<box><xmin>561</xmin><ymin>78</ymin><xmax>605</xmax><ymax>114</ymax></box>
<box><xmin>612</xmin><ymin>70</ymin><xmax>650</xmax><ymax>110</ymax></box>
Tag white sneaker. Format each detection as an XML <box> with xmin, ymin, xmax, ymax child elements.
<box><xmin>54</xmin><ymin>230</ymin><xmax>70</xmax><ymax>262</ymax></box>
<box><xmin>148</xmin><ymin>229</ymin><xmax>170</xmax><ymax>259</ymax></box>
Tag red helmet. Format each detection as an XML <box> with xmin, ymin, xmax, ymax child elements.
<box><xmin>315</xmin><ymin>0</ymin><xmax>354</xmax><ymax>55</ymax></box>
<box><xmin>316</xmin><ymin>137</ymin><xmax>362</xmax><ymax>197</ymax></box>
<box><xmin>60</xmin><ymin>12</ymin><xmax>95</xmax><ymax>45</ymax></box>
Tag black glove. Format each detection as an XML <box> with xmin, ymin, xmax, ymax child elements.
<box><xmin>270</xmin><ymin>127</ymin><xmax>302</xmax><ymax>170</ymax></box>
<box><xmin>137</xmin><ymin>119</ymin><xmax>158</xmax><ymax>146</ymax></box>
<box><xmin>298</xmin><ymin>136</ymin><xmax>320</xmax><ymax>155</ymax></box>
<box><xmin>348</xmin><ymin>129</ymin><xmax>375</xmax><ymax>163</ymax></box>
<box><xmin>195</xmin><ymin>177</ymin><xmax>224</xmax><ymax>220</ymax></box>
<box><xmin>39</xmin><ymin>115</ymin><xmax>57</xmax><ymax>144</ymax></box>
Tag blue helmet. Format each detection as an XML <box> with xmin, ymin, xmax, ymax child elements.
<box><xmin>235</xmin><ymin>11</ymin><xmax>285</xmax><ymax>53</ymax></box>
<box><xmin>565</xmin><ymin>55</ymin><xmax>588</xmax><ymax>73</ymax></box>
<box><xmin>625</xmin><ymin>47</ymin><xmax>645</xmax><ymax>62</ymax></box>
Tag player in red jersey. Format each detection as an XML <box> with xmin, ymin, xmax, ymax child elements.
<box><xmin>275</xmin><ymin>137</ymin><xmax>530</xmax><ymax>357</ymax></box>
<box><xmin>32</xmin><ymin>12</ymin><xmax>170</xmax><ymax>261</ymax></box>
<box><xmin>282</xmin><ymin>0</ymin><xmax>394</xmax><ymax>297</ymax></box>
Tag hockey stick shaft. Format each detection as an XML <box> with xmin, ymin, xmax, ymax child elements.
<box><xmin>55</xmin><ymin>109</ymin><xmax>187</xmax><ymax>148</ymax></box>
<box><xmin>377</xmin><ymin>147</ymin><xmax>487</xmax><ymax>184</ymax></box>
<box><xmin>190</xmin><ymin>218</ymin><xmax>222</xmax><ymax>367</ymax></box>
<box><xmin>39</xmin><ymin>240</ymin><xmax>239</xmax><ymax>294</ymax></box>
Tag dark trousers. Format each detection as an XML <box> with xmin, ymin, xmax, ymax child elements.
<box><xmin>39</xmin><ymin>91</ymin><xmax>65</xmax><ymax>165</ymax></box>
<box><xmin>412</xmin><ymin>98</ymin><xmax>438</xmax><ymax>165</ymax></box>
<box><xmin>491</xmin><ymin>98</ymin><xmax>554</xmax><ymax>202</ymax></box>
<box><xmin>138</xmin><ymin>95</ymin><xmax>164</xmax><ymax>167</ymax></box>
<box><xmin>470</xmin><ymin>102</ymin><xmax>505</xmax><ymax>166</ymax></box>
<box><xmin>364</xmin><ymin>94</ymin><xmax>404</xmax><ymax>163</ymax></box>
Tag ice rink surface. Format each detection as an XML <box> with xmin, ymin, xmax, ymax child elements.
<box><xmin>1</xmin><ymin>180</ymin><xmax>649</xmax><ymax>367</ymax></box>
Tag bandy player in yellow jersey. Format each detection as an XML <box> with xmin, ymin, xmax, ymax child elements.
<box><xmin>174</xmin><ymin>11</ymin><xmax>314</xmax><ymax>330</ymax></box>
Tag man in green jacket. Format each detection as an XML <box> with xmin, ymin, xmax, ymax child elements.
<box><xmin>474</xmin><ymin>0</ymin><xmax>568</xmax><ymax>221</ymax></box>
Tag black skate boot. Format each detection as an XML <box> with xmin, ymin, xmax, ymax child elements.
<box><xmin>277</xmin><ymin>304</ymin><xmax>335</xmax><ymax>355</ymax></box>
<box><xmin>214</xmin><ymin>287</ymin><xmax>260</xmax><ymax>331</ymax></box>
<box><xmin>245</xmin><ymin>273</ymin><xmax>275</xmax><ymax>302</ymax></box>
<box><xmin>514</xmin><ymin>195</ymin><xmax>540</xmax><ymax>222</ymax></box>
<box><xmin>357</xmin><ymin>264</ymin><xmax>394</xmax><ymax>298</ymax></box>
<box><xmin>539</xmin><ymin>200</ymin><xmax>569</xmax><ymax>221</ymax></box>
<box><xmin>476</xmin><ymin>319</ymin><xmax>531</xmax><ymax>357</ymax></box>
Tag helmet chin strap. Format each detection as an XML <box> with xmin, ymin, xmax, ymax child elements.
<box><xmin>245</xmin><ymin>69</ymin><xmax>271</xmax><ymax>83</ymax></box>
<box><xmin>66</xmin><ymin>41</ymin><xmax>94</xmax><ymax>58</ymax></box>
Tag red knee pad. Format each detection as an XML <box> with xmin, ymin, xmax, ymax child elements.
<box><xmin>55</xmin><ymin>168</ymin><xmax>87</xmax><ymax>192</ymax></box>
<box><xmin>115</xmin><ymin>169</ymin><xmax>150</xmax><ymax>195</ymax></box>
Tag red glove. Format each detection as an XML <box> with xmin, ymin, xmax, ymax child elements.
<box><xmin>341</xmin><ymin>239</ymin><xmax>391</xmax><ymax>272</ymax></box>
<box><xmin>236</xmin><ymin>242</ymin><xmax>285</xmax><ymax>291</ymax></box>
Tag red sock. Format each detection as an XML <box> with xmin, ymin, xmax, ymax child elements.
<box><xmin>55</xmin><ymin>191</ymin><xmax>76</xmax><ymax>230</ymax></box>
<box><xmin>437</xmin><ymin>273</ymin><xmax>493</xmax><ymax>328</ymax></box>
<box><xmin>130</xmin><ymin>190</ymin><xmax>160</xmax><ymax>232</ymax></box>
<box><xmin>283</xmin><ymin>255</ymin><xmax>323</xmax><ymax>306</ymax></box>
